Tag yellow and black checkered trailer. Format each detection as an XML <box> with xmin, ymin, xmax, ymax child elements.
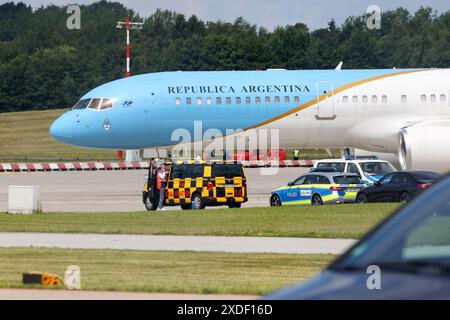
<box><xmin>142</xmin><ymin>160</ymin><xmax>248</xmax><ymax>210</ymax></box>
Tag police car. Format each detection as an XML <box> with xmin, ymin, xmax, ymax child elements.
<box><xmin>312</xmin><ymin>159</ymin><xmax>397</xmax><ymax>185</ymax></box>
<box><xmin>270</xmin><ymin>172</ymin><xmax>365</xmax><ymax>206</ymax></box>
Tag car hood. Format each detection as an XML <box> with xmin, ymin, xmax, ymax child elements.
<box><xmin>265</xmin><ymin>269</ymin><xmax>450</xmax><ymax>300</ymax></box>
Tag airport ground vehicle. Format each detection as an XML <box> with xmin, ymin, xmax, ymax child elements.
<box><xmin>313</xmin><ymin>159</ymin><xmax>397</xmax><ymax>185</ymax></box>
<box><xmin>143</xmin><ymin>161</ymin><xmax>248</xmax><ymax>211</ymax></box>
<box><xmin>270</xmin><ymin>172</ymin><xmax>365</xmax><ymax>206</ymax></box>
<box><xmin>267</xmin><ymin>174</ymin><xmax>450</xmax><ymax>300</ymax></box>
<box><xmin>356</xmin><ymin>171</ymin><xmax>442</xmax><ymax>203</ymax></box>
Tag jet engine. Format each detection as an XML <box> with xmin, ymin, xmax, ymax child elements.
<box><xmin>398</xmin><ymin>122</ymin><xmax>450</xmax><ymax>174</ymax></box>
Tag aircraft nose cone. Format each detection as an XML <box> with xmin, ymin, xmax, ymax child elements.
<box><xmin>50</xmin><ymin>114</ymin><xmax>73</xmax><ymax>142</ymax></box>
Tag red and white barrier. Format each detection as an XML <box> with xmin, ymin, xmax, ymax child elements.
<box><xmin>0</xmin><ymin>160</ymin><xmax>314</xmax><ymax>173</ymax></box>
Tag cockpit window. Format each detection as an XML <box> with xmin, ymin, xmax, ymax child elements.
<box><xmin>73</xmin><ymin>98</ymin><xmax>114</xmax><ymax>111</ymax></box>
<box><xmin>100</xmin><ymin>98</ymin><xmax>113</xmax><ymax>110</ymax></box>
<box><xmin>72</xmin><ymin>99</ymin><xmax>91</xmax><ymax>110</ymax></box>
<box><xmin>88</xmin><ymin>98</ymin><xmax>102</xmax><ymax>110</ymax></box>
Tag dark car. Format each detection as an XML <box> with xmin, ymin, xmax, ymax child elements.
<box><xmin>266</xmin><ymin>174</ymin><xmax>450</xmax><ymax>300</ymax></box>
<box><xmin>355</xmin><ymin>171</ymin><xmax>441</xmax><ymax>203</ymax></box>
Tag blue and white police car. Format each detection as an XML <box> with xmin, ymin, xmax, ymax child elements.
<box><xmin>270</xmin><ymin>172</ymin><xmax>366</xmax><ymax>206</ymax></box>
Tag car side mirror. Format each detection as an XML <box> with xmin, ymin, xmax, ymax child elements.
<box><xmin>374</xmin><ymin>181</ymin><xmax>381</xmax><ymax>187</ymax></box>
<box><xmin>288</xmin><ymin>181</ymin><xmax>294</xmax><ymax>187</ymax></box>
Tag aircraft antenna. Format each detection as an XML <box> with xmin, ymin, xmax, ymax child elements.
<box><xmin>116</xmin><ymin>16</ymin><xmax>143</xmax><ymax>77</ymax></box>
<box><xmin>117</xmin><ymin>16</ymin><xmax>144</xmax><ymax>163</ymax></box>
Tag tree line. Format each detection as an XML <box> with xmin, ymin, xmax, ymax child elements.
<box><xmin>0</xmin><ymin>1</ymin><xmax>449</xmax><ymax>113</ymax></box>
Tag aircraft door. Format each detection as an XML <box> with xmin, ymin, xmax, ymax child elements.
<box><xmin>315</xmin><ymin>81</ymin><xmax>336</xmax><ymax>120</ymax></box>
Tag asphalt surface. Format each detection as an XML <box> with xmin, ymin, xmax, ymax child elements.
<box><xmin>0</xmin><ymin>167</ymin><xmax>309</xmax><ymax>212</ymax></box>
<box><xmin>0</xmin><ymin>289</ymin><xmax>258</xmax><ymax>300</ymax></box>
<box><xmin>0</xmin><ymin>233</ymin><xmax>355</xmax><ymax>254</ymax></box>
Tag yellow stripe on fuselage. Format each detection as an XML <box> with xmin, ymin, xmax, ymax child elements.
<box><xmin>246</xmin><ymin>69</ymin><xmax>427</xmax><ymax>130</ymax></box>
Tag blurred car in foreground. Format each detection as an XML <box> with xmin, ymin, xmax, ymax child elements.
<box><xmin>356</xmin><ymin>171</ymin><xmax>442</xmax><ymax>203</ymax></box>
<box><xmin>270</xmin><ymin>172</ymin><xmax>365</xmax><ymax>206</ymax></box>
<box><xmin>266</xmin><ymin>174</ymin><xmax>450</xmax><ymax>300</ymax></box>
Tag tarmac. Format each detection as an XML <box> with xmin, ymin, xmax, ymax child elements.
<box><xmin>0</xmin><ymin>288</ymin><xmax>259</xmax><ymax>300</ymax></box>
<box><xmin>0</xmin><ymin>233</ymin><xmax>355</xmax><ymax>254</ymax></box>
<box><xmin>0</xmin><ymin>167</ymin><xmax>309</xmax><ymax>212</ymax></box>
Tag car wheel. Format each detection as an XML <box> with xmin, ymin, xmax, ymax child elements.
<box><xmin>311</xmin><ymin>194</ymin><xmax>323</xmax><ymax>205</ymax></box>
<box><xmin>144</xmin><ymin>193</ymin><xmax>157</xmax><ymax>211</ymax></box>
<box><xmin>399</xmin><ymin>191</ymin><xmax>410</xmax><ymax>203</ymax></box>
<box><xmin>228</xmin><ymin>202</ymin><xmax>242</xmax><ymax>208</ymax></box>
<box><xmin>356</xmin><ymin>193</ymin><xmax>368</xmax><ymax>204</ymax></box>
<box><xmin>181</xmin><ymin>204</ymin><xmax>192</xmax><ymax>210</ymax></box>
<box><xmin>191</xmin><ymin>194</ymin><xmax>205</xmax><ymax>210</ymax></box>
<box><xmin>270</xmin><ymin>194</ymin><xmax>282</xmax><ymax>207</ymax></box>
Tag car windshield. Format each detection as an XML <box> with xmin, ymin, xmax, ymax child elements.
<box><xmin>330</xmin><ymin>179</ymin><xmax>450</xmax><ymax>270</ymax></box>
<box><xmin>317</xmin><ymin>162</ymin><xmax>345</xmax><ymax>172</ymax></box>
<box><xmin>333</xmin><ymin>175</ymin><xmax>362</xmax><ymax>184</ymax></box>
<box><xmin>359</xmin><ymin>162</ymin><xmax>395</xmax><ymax>176</ymax></box>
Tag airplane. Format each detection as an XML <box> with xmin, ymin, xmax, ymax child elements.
<box><xmin>50</xmin><ymin>68</ymin><xmax>450</xmax><ymax>173</ymax></box>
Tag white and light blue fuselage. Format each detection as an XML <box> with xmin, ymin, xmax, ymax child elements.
<box><xmin>50</xmin><ymin>68</ymin><xmax>450</xmax><ymax>172</ymax></box>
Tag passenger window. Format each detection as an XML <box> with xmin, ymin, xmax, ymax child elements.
<box><xmin>196</xmin><ymin>97</ymin><xmax>202</xmax><ymax>105</ymax></box>
<box><xmin>343</xmin><ymin>96</ymin><xmax>349</xmax><ymax>103</ymax></box>
<box><xmin>216</xmin><ymin>97</ymin><xmax>222</xmax><ymax>105</ymax></box>
<box><xmin>236</xmin><ymin>97</ymin><xmax>242</xmax><ymax>104</ymax></box>
<box><xmin>226</xmin><ymin>97</ymin><xmax>232</xmax><ymax>104</ymax></box>
<box><xmin>175</xmin><ymin>98</ymin><xmax>181</xmax><ymax>106</ymax></box>
<box><xmin>245</xmin><ymin>97</ymin><xmax>251</xmax><ymax>104</ymax></box>
<box><xmin>206</xmin><ymin>97</ymin><xmax>212</xmax><ymax>105</ymax></box>
<box><xmin>304</xmin><ymin>175</ymin><xmax>320</xmax><ymax>185</ymax></box>
<box><xmin>285</xmin><ymin>96</ymin><xmax>290</xmax><ymax>104</ymax></box>
<box><xmin>293</xmin><ymin>176</ymin><xmax>306</xmax><ymax>185</ymax></box>
<box><xmin>440</xmin><ymin>94</ymin><xmax>446</xmax><ymax>102</ymax></box>
<box><xmin>88</xmin><ymin>98</ymin><xmax>101</xmax><ymax>110</ymax></box>
<box><xmin>255</xmin><ymin>97</ymin><xmax>261</xmax><ymax>104</ymax></box>
<box><xmin>294</xmin><ymin>96</ymin><xmax>300</xmax><ymax>104</ymax></box>
<box><xmin>372</xmin><ymin>95</ymin><xmax>378</xmax><ymax>103</ymax></box>
<box><xmin>362</xmin><ymin>95</ymin><xmax>368</xmax><ymax>103</ymax></box>
<box><xmin>265</xmin><ymin>96</ymin><xmax>270</xmax><ymax>104</ymax></box>
<box><xmin>380</xmin><ymin>173</ymin><xmax>394</xmax><ymax>185</ymax></box>
<box><xmin>186</xmin><ymin>98</ymin><xmax>192</xmax><ymax>105</ymax></box>
<box><xmin>318</xmin><ymin>176</ymin><xmax>330</xmax><ymax>184</ymax></box>
<box><xmin>401</xmin><ymin>95</ymin><xmax>407</xmax><ymax>103</ymax></box>
<box><xmin>430</xmin><ymin>94</ymin><xmax>436</xmax><ymax>102</ymax></box>
<box><xmin>382</xmin><ymin>95</ymin><xmax>387</xmax><ymax>103</ymax></box>
<box><xmin>347</xmin><ymin>163</ymin><xmax>361</xmax><ymax>177</ymax></box>
<box><xmin>100</xmin><ymin>98</ymin><xmax>113</xmax><ymax>110</ymax></box>
<box><xmin>421</xmin><ymin>94</ymin><xmax>427</xmax><ymax>102</ymax></box>
<box><xmin>392</xmin><ymin>173</ymin><xmax>410</xmax><ymax>184</ymax></box>
<box><xmin>171</xmin><ymin>164</ymin><xmax>204</xmax><ymax>179</ymax></box>
<box><xmin>275</xmin><ymin>96</ymin><xmax>280</xmax><ymax>104</ymax></box>
<box><xmin>352</xmin><ymin>96</ymin><xmax>358</xmax><ymax>103</ymax></box>
<box><xmin>211</xmin><ymin>164</ymin><xmax>244</xmax><ymax>179</ymax></box>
